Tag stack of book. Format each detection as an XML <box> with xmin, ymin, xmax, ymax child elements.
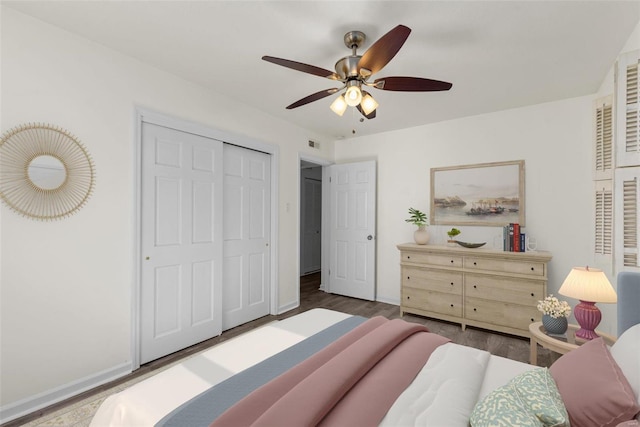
<box><xmin>503</xmin><ymin>223</ymin><xmax>525</xmax><ymax>252</ymax></box>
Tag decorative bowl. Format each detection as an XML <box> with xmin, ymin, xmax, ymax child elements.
<box><xmin>454</xmin><ymin>241</ymin><xmax>486</xmax><ymax>249</ymax></box>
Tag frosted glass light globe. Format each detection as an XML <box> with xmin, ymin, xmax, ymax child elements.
<box><xmin>345</xmin><ymin>86</ymin><xmax>362</xmax><ymax>107</ymax></box>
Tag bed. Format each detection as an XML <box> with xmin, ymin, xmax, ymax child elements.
<box><xmin>91</xmin><ymin>307</ymin><xmax>640</xmax><ymax>427</ymax></box>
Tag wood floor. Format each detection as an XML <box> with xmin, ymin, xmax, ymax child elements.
<box><xmin>4</xmin><ymin>273</ymin><xmax>559</xmax><ymax>427</ymax></box>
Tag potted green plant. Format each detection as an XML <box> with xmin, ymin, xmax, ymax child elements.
<box><xmin>446</xmin><ymin>227</ymin><xmax>461</xmax><ymax>245</ymax></box>
<box><xmin>406</xmin><ymin>208</ymin><xmax>430</xmax><ymax>245</ymax></box>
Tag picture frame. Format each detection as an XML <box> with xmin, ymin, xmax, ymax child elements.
<box><xmin>430</xmin><ymin>160</ymin><xmax>525</xmax><ymax>226</ymax></box>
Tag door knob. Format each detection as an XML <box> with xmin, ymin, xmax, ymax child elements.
<box><xmin>367</xmin><ymin>235</ymin><xmax>373</xmax><ymax>240</ymax></box>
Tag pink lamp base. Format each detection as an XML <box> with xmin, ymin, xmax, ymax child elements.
<box><xmin>574</xmin><ymin>300</ymin><xmax>602</xmax><ymax>340</ymax></box>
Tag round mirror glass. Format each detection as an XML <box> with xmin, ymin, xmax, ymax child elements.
<box><xmin>28</xmin><ymin>155</ymin><xmax>67</xmax><ymax>190</ymax></box>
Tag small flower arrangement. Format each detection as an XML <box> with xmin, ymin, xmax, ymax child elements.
<box><xmin>537</xmin><ymin>295</ymin><xmax>571</xmax><ymax>318</ymax></box>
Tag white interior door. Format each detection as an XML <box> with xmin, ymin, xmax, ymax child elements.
<box><xmin>223</xmin><ymin>145</ymin><xmax>271</xmax><ymax>330</ymax></box>
<box><xmin>140</xmin><ymin>122</ymin><xmax>223</xmax><ymax>364</ymax></box>
<box><xmin>328</xmin><ymin>161</ymin><xmax>376</xmax><ymax>300</ymax></box>
<box><xmin>301</xmin><ymin>177</ymin><xmax>322</xmax><ymax>274</ymax></box>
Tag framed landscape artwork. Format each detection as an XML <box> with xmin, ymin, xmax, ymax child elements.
<box><xmin>430</xmin><ymin>160</ymin><xmax>525</xmax><ymax>226</ymax></box>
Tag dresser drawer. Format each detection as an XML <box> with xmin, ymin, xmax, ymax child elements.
<box><xmin>465</xmin><ymin>297</ymin><xmax>541</xmax><ymax>330</ymax></box>
<box><xmin>401</xmin><ymin>252</ymin><xmax>462</xmax><ymax>268</ymax></box>
<box><xmin>464</xmin><ymin>274</ymin><xmax>544</xmax><ymax>305</ymax></box>
<box><xmin>403</xmin><ymin>288</ymin><xmax>462</xmax><ymax>317</ymax></box>
<box><xmin>463</xmin><ymin>257</ymin><xmax>545</xmax><ymax>277</ymax></box>
<box><xmin>402</xmin><ymin>267</ymin><xmax>462</xmax><ymax>295</ymax></box>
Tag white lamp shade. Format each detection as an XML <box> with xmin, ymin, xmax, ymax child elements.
<box><xmin>558</xmin><ymin>267</ymin><xmax>617</xmax><ymax>303</ymax></box>
<box><xmin>360</xmin><ymin>93</ymin><xmax>379</xmax><ymax>115</ymax></box>
<box><xmin>330</xmin><ymin>95</ymin><xmax>348</xmax><ymax>116</ymax></box>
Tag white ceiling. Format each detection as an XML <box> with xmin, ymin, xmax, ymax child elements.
<box><xmin>4</xmin><ymin>1</ymin><xmax>639</xmax><ymax>140</ymax></box>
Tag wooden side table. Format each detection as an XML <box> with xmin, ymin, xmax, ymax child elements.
<box><xmin>529</xmin><ymin>322</ymin><xmax>617</xmax><ymax>365</ymax></box>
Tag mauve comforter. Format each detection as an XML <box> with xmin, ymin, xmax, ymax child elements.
<box><xmin>210</xmin><ymin>316</ymin><xmax>450</xmax><ymax>427</ymax></box>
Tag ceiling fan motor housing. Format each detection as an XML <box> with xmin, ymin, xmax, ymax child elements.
<box><xmin>335</xmin><ymin>56</ymin><xmax>362</xmax><ymax>80</ymax></box>
<box><xmin>336</xmin><ymin>31</ymin><xmax>366</xmax><ymax>80</ymax></box>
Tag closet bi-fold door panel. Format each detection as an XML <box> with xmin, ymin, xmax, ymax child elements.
<box><xmin>222</xmin><ymin>144</ymin><xmax>271</xmax><ymax>330</ymax></box>
<box><xmin>140</xmin><ymin>122</ymin><xmax>223</xmax><ymax>364</ymax></box>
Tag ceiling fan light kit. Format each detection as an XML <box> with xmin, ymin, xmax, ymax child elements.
<box><xmin>330</xmin><ymin>95</ymin><xmax>348</xmax><ymax>116</ymax></box>
<box><xmin>344</xmin><ymin>81</ymin><xmax>363</xmax><ymax>107</ymax></box>
<box><xmin>262</xmin><ymin>24</ymin><xmax>452</xmax><ymax>121</ymax></box>
<box><xmin>361</xmin><ymin>92</ymin><xmax>379</xmax><ymax>116</ymax></box>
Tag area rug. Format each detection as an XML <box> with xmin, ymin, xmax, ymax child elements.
<box><xmin>23</xmin><ymin>369</ymin><xmax>159</xmax><ymax>427</ymax></box>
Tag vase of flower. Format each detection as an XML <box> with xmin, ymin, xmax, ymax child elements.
<box><xmin>542</xmin><ymin>314</ymin><xmax>568</xmax><ymax>335</ymax></box>
<box><xmin>405</xmin><ymin>208</ymin><xmax>430</xmax><ymax>245</ymax></box>
<box><xmin>413</xmin><ymin>225</ymin><xmax>430</xmax><ymax>245</ymax></box>
<box><xmin>537</xmin><ymin>295</ymin><xmax>571</xmax><ymax>335</ymax></box>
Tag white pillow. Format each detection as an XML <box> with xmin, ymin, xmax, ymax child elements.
<box><xmin>611</xmin><ymin>323</ymin><xmax>640</xmax><ymax>416</ymax></box>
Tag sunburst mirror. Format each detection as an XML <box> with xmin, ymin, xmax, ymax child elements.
<box><xmin>0</xmin><ymin>123</ymin><xmax>95</xmax><ymax>220</ymax></box>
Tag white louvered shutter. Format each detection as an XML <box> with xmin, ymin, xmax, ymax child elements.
<box><xmin>616</xmin><ymin>50</ymin><xmax>640</xmax><ymax>167</ymax></box>
<box><xmin>595</xmin><ymin>182</ymin><xmax>613</xmax><ymax>256</ymax></box>
<box><xmin>615</xmin><ymin>168</ymin><xmax>639</xmax><ymax>271</ymax></box>
<box><xmin>594</xmin><ymin>96</ymin><xmax>613</xmax><ymax>180</ymax></box>
<box><xmin>622</xmin><ymin>177</ymin><xmax>638</xmax><ymax>267</ymax></box>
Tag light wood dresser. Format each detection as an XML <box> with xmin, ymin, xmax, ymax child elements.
<box><xmin>398</xmin><ymin>243</ymin><xmax>553</xmax><ymax>338</ymax></box>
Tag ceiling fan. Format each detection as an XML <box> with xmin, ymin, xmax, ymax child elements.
<box><xmin>262</xmin><ymin>25</ymin><xmax>452</xmax><ymax>119</ymax></box>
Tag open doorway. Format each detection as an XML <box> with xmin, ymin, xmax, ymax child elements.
<box><xmin>298</xmin><ymin>157</ymin><xmax>377</xmax><ymax>302</ymax></box>
<box><xmin>300</xmin><ymin>159</ymin><xmax>323</xmax><ymax>282</ymax></box>
<box><xmin>299</xmin><ymin>155</ymin><xmax>331</xmax><ymax>300</ymax></box>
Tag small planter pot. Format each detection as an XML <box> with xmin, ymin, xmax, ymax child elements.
<box><xmin>542</xmin><ymin>314</ymin><xmax>568</xmax><ymax>335</ymax></box>
<box><xmin>413</xmin><ymin>226</ymin><xmax>430</xmax><ymax>245</ymax></box>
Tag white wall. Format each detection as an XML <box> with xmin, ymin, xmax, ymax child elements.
<box><xmin>334</xmin><ymin>95</ymin><xmax>599</xmax><ymax>323</ymax></box>
<box><xmin>0</xmin><ymin>7</ymin><xmax>332</xmax><ymax>419</ymax></box>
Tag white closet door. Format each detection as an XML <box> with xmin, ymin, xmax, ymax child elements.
<box><xmin>328</xmin><ymin>161</ymin><xmax>376</xmax><ymax>301</ymax></box>
<box><xmin>223</xmin><ymin>145</ymin><xmax>271</xmax><ymax>330</ymax></box>
<box><xmin>140</xmin><ymin>122</ymin><xmax>223</xmax><ymax>364</ymax></box>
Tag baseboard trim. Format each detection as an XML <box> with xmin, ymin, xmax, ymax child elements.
<box><xmin>277</xmin><ymin>300</ymin><xmax>299</xmax><ymax>314</ymax></box>
<box><xmin>376</xmin><ymin>295</ymin><xmax>400</xmax><ymax>306</ymax></box>
<box><xmin>0</xmin><ymin>361</ymin><xmax>132</xmax><ymax>424</ymax></box>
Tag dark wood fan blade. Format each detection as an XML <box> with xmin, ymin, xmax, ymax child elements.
<box><xmin>358</xmin><ymin>25</ymin><xmax>411</xmax><ymax>76</ymax></box>
<box><xmin>286</xmin><ymin>88</ymin><xmax>340</xmax><ymax>109</ymax></box>
<box><xmin>356</xmin><ymin>104</ymin><xmax>376</xmax><ymax>119</ymax></box>
<box><xmin>374</xmin><ymin>76</ymin><xmax>453</xmax><ymax>92</ymax></box>
<box><xmin>263</xmin><ymin>56</ymin><xmax>340</xmax><ymax>80</ymax></box>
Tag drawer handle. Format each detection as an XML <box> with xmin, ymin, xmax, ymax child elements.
<box><xmin>450</xmin><ymin>282</ymin><xmax>454</xmax><ymax>286</ymax></box>
<box><xmin>531</xmin><ymin>267</ymin><xmax>535</xmax><ymax>271</ymax></box>
<box><xmin>450</xmin><ymin>260</ymin><xmax>454</xmax><ymax>264</ymax></box>
<box><xmin>473</xmin><ymin>262</ymin><xmax>477</xmax><ymax>265</ymax></box>
<box><xmin>531</xmin><ymin>293</ymin><xmax>534</xmax><ymax>297</ymax></box>
<box><xmin>407</xmin><ymin>256</ymin><xmax>410</xmax><ymax>259</ymax></box>
<box><xmin>531</xmin><ymin>318</ymin><xmax>534</xmax><ymax>322</ymax></box>
<box><xmin>473</xmin><ymin>308</ymin><xmax>477</xmax><ymax>312</ymax></box>
<box><xmin>473</xmin><ymin>285</ymin><xmax>477</xmax><ymax>289</ymax></box>
<box><xmin>407</xmin><ymin>276</ymin><xmax>410</xmax><ymax>280</ymax></box>
<box><xmin>407</xmin><ymin>296</ymin><xmax>410</xmax><ymax>300</ymax></box>
<box><xmin>450</xmin><ymin>304</ymin><xmax>454</xmax><ymax>307</ymax></box>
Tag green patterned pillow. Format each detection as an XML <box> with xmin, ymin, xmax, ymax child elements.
<box><xmin>470</xmin><ymin>368</ymin><xmax>569</xmax><ymax>427</ymax></box>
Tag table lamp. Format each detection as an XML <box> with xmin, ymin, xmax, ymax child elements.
<box><xmin>558</xmin><ymin>266</ymin><xmax>617</xmax><ymax>340</ymax></box>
